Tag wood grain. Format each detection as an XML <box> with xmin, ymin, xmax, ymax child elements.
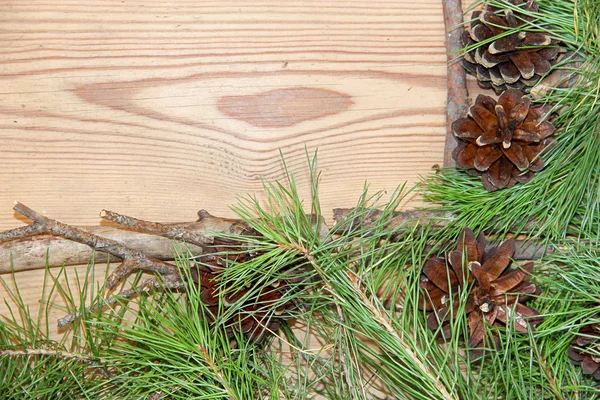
<box><xmin>0</xmin><ymin>0</ymin><xmax>450</xmax><ymax>339</ymax></box>
<box><xmin>0</xmin><ymin>0</ymin><xmax>447</xmax><ymax>232</ymax></box>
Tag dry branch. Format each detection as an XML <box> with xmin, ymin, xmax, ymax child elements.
<box><xmin>332</xmin><ymin>207</ymin><xmax>551</xmax><ymax>260</ymax></box>
<box><xmin>1</xmin><ymin>202</ymin><xmax>190</xmax><ymax>296</ymax></box>
<box><xmin>442</xmin><ymin>0</ymin><xmax>469</xmax><ymax>167</ymax></box>
<box><xmin>56</xmin><ymin>277</ymin><xmax>176</xmax><ymax>328</ymax></box>
<box><xmin>0</xmin><ymin>210</ymin><xmax>246</xmax><ymax>274</ymax></box>
<box><xmin>1</xmin><ymin>207</ymin><xmax>551</xmax><ymax>275</ymax></box>
<box><xmin>0</xmin><ymin>348</ymin><xmax>107</xmax><ymax>374</ymax></box>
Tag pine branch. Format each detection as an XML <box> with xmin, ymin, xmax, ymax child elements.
<box><xmin>196</xmin><ymin>345</ymin><xmax>240</xmax><ymax>400</ymax></box>
<box><xmin>55</xmin><ymin>276</ymin><xmax>185</xmax><ymax>328</ymax></box>
<box><xmin>1</xmin><ymin>347</ymin><xmax>101</xmax><ymax>366</ymax></box>
<box><xmin>345</xmin><ymin>270</ymin><xmax>456</xmax><ymax>400</ymax></box>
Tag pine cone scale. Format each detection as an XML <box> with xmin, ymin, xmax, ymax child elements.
<box><xmin>454</xmin><ymin>143</ymin><xmax>477</xmax><ymax>169</ymax></box>
<box><xmin>482</xmin><ymin>239</ymin><xmax>516</xmax><ymax>279</ymax></box>
<box><xmin>568</xmin><ymin>319</ymin><xmax>600</xmax><ymax>379</ymax></box>
<box><xmin>422</xmin><ymin>258</ymin><xmax>458</xmax><ymax>294</ymax></box>
<box><xmin>468</xmin><ymin>312</ymin><xmax>485</xmax><ymax>348</ymax></box>
<box><xmin>487</xmin><ymin>157</ymin><xmax>512</xmax><ymax>188</ymax></box>
<box><xmin>581</xmin><ymin>356</ymin><xmax>600</xmax><ymax>375</ymax></box>
<box><xmin>502</xmin><ymin>142</ymin><xmax>530</xmax><ymax>171</ymax></box>
<box><xmin>463</xmin><ymin>0</ymin><xmax>560</xmax><ymax>93</ymax></box>
<box><xmin>452</xmin><ymin>118</ymin><xmax>483</xmax><ymax>140</ymax></box>
<box><xmin>499</xmin><ymin>62</ymin><xmax>521</xmax><ymax>84</ymax></box>
<box><xmin>475</xmin><ymin>146</ymin><xmax>503</xmax><ymax>171</ymax></box>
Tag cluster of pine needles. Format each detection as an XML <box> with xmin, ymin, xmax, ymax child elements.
<box><xmin>1</xmin><ymin>0</ymin><xmax>600</xmax><ymax>398</ymax></box>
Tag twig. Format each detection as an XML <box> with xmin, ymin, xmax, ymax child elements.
<box><xmin>99</xmin><ymin>209</ymin><xmax>250</xmax><ymax>249</ymax></box>
<box><xmin>332</xmin><ymin>208</ymin><xmax>550</xmax><ymax>259</ymax></box>
<box><xmin>1</xmin><ymin>207</ymin><xmax>553</xmax><ymax>276</ymax></box>
<box><xmin>0</xmin><ymin>226</ymin><xmax>204</xmax><ymax>274</ymax></box>
<box><xmin>0</xmin><ymin>347</ymin><xmax>110</xmax><ymax>376</ymax></box>
<box><xmin>0</xmin><ymin>223</ymin><xmax>216</xmax><ymax>275</ymax></box>
<box><xmin>442</xmin><ymin>0</ymin><xmax>469</xmax><ymax>167</ymax></box>
<box><xmin>4</xmin><ymin>202</ymin><xmax>179</xmax><ymax>290</ymax></box>
<box><xmin>286</xmin><ymin>241</ymin><xmax>359</xmax><ymax>394</ymax></box>
<box><xmin>1</xmin><ymin>202</ymin><xmax>190</xmax><ymax>327</ymax></box>
<box><xmin>0</xmin><ymin>211</ymin><xmax>249</xmax><ymax>274</ymax></box>
<box><xmin>332</xmin><ymin>207</ymin><xmax>453</xmax><ymax>231</ymax></box>
<box><xmin>1</xmin><ymin>347</ymin><xmax>99</xmax><ymax>364</ymax></box>
<box><xmin>537</xmin><ymin>350</ymin><xmax>567</xmax><ymax>400</ymax></box>
<box><xmin>57</xmin><ymin>277</ymin><xmax>184</xmax><ymax>328</ymax></box>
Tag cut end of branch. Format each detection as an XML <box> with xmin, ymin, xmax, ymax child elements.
<box><xmin>197</xmin><ymin>210</ymin><xmax>212</xmax><ymax>221</ymax></box>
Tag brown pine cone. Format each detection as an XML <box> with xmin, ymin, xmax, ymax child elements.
<box><xmin>568</xmin><ymin>321</ymin><xmax>600</xmax><ymax>380</ymax></box>
<box><xmin>189</xmin><ymin>251</ymin><xmax>300</xmax><ymax>343</ymax></box>
<box><xmin>420</xmin><ymin>228</ymin><xmax>542</xmax><ymax>354</ymax></box>
<box><xmin>452</xmin><ymin>89</ymin><xmax>555</xmax><ymax>191</ymax></box>
<box><xmin>462</xmin><ymin>0</ymin><xmax>560</xmax><ymax>94</ymax></box>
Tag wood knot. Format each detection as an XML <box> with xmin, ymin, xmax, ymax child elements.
<box><xmin>217</xmin><ymin>86</ymin><xmax>352</xmax><ymax>128</ymax></box>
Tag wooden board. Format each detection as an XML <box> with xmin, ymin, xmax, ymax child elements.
<box><xmin>0</xmin><ymin>0</ymin><xmax>447</xmax><ymax>231</ymax></box>
<box><xmin>0</xmin><ymin>0</ymin><xmax>450</xmax><ymax>338</ymax></box>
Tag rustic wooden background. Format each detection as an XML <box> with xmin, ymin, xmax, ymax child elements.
<box><xmin>0</xmin><ymin>0</ymin><xmax>461</xmax><ymax>338</ymax></box>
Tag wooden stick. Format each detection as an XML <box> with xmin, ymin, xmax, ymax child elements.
<box><xmin>2</xmin><ymin>202</ymin><xmax>178</xmax><ymax>278</ymax></box>
<box><xmin>332</xmin><ymin>207</ymin><xmax>551</xmax><ymax>260</ymax></box>
<box><xmin>332</xmin><ymin>207</ymin><xmax>453</xmax><ymax>230</ymax></box>
<box><xmin>99</xmin><ymin>209</ymin><xmax>251</xmax><ymax>248</ymax></box>
<box><xmin>1</xmin><ymin>205</ymin><xmax>553</xmax><ymax>276</ymax></box>
<box><xmin>0</xmin><ymin>225</ymin><xmax>203</xmax><ymax>274</ymax></box>
<box><xmin>442</xmin><ymin>0</ymin><xmax>469</xmax><ymax>167</ymax></box>
<box><xmin>0</xmin><ymin>212</ymin><xmax>242</xmax><ymax>274</ymax></box>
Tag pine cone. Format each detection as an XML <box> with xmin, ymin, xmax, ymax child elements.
<box><xmin>568</xmin><ymin>321</ymin><xmax>600</xmax><ymax>380</ymax></box>
<box><xmin>452</xmin><ymin>89</ymin><xmax>555</xmax><ymax>191</ymax></box>
<box><xmin>189</xmin><ymin>251</ymin><xmax>300</xmax><ymax>343</ymax></box>
<box><xmin>462</xmin><ymin>0</ymin><xmax>560</xmax><ymax>94</ymax></box>
<box><xmin>420</xmin><ymin>228</ymin><xmax>542</xmax><ymax>353</ymax></box>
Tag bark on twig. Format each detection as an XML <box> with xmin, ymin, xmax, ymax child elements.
<box><xmin>442</xmin><ymin>0</ymin><xmax>469</xmax><ymax>167</ymax></box>
<box><xmin>1</xmin><ymin>348</ymin><xmax>99</xmax><ymax>364</ymax></box>
<box><xmin>100</xmin><ymin>209</ymin><xmax>250</xmax><ymax>248</ymax></box>
<box><xmin>4</xmin><ymin>202</ymin><xmax>175</xmax><ymax>275</ymax></box>
<box><xmin>0</xmin><ymin>206</ymin><xmax>552</xmax><ymax>276</ymax></box>
<box><xmin>2</xmin><ymin>202</ymin><xmax>183</xmax><ymax>291</ymax></box>
<box><xmin>332</xmin><ymin>207</ymin><xmax>552</xmax><ymax>260</ymax></box>
<box><xmin>332</xmin><ymin>208</ymin><xmax>454</xmax><ymax>231</ymax></box>
<box><xmin>55</xmin><ymin>277</ymin><xmax>184</xmax><ymax>328</ymax></box>
<box><xmin>0</xmin><ymin>211</ymin><xmax>246</xmax><ymax>274</ymax></box>
<box><xmin>0</xmin><ymin>225</ymin><xmax>204</xmax><ymax>274</ymax></box>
